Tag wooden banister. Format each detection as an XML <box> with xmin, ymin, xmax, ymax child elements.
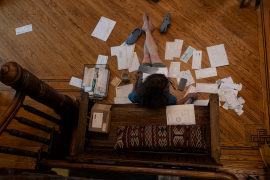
<box><xmin>0</xmin><ymin>91</ymin><xmax>25</xmax><ymax>135</ymax></box>
<box><xmin>209</xmin><ymin>94</ymin><xmax>220</xmax><ymax>164</ymax></box>
<box><xmin>39</xmin><ymin>160</ymin><xmax>238</xmax><ymax>180</ymax></box>
<box><xmin>0</xmin><ymin>62</ymin><xmax>79</xmax><ymax>116</ymax></box>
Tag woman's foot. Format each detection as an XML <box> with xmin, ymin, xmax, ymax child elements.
<box><xmin>142</xmin><ymin>13</ymin><xmax>155</xmax><ymax>32</ymax></box>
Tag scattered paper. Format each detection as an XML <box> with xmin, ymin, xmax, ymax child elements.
<box><xmin>114</xmin><ymin>97</ymin><xmax>132</xmax><ymax>104</ymax></box>
<box><xmin>117</xmin><ymin>46</ymin><xmax>128</xmax><ymax>70</ymax></box>
<box><xmin>111</xmin><ymin>77</ymin><xmax>122</xmax><ymax>87</ymax></box>
<box><xmin>116</xmin><ymin>84</ymin><xmax>133</xmax><ymax>97</ymax></box>
<box><xmin>177</xmin><ymin>70</ymin><xmax>195</xmax><ymax>87</ymax></box>
<box><xmin>192</xmin><ymin>50</ymin><xmax>202</xmax><ymax>69</ymax></box>
<box><xmin>91</xmin><ymin>16</ymin><xmax>116</xmax><ymax>41</ymax></box>
<box><xmin>16</xmin><ymin>24</ymin><xmax>32</xmax><ymax>35</ymax></box>
<box><xmin>92</xmin><ymin>112</ymin><xmax>103</xmax><ymax>128</ymax></box>
<box><xmin>217</xmin><ymin>76</ymin><xmax>244</xmax><ymax>116</ymax></box>
<box><xmin>129</xmin><ymin>52</ymin><xmax>140</xmax><ymax>72</ymax></box>
<box><xmin>165</xmin><ymin>42</ymin><xmax>174</xmax><ymax>60</ymax></box>
<box><xmin>97</xmin><ymin>68</ymin><xmax>108</xmax><ymax>93</ymax></box>
<box><xmin>69</xmin><ymin>77</ymin><xmax>82</xmax><ymax>88</ymax></box>
<box><xmin>166</xmin><ymin>104</ymin><xmax>196</xmax><ymax>125</ymax></box>
<box><xmin>95</xmin><ymin>55</ymin><xmax>108</xmax><ymax>69</ymax></box>
<box><xmin>83</xmin><ymin>67</ymin><xmax>95</xmax><ymax>90</ymax></box>
<box><xmin>174</xmin><ymin>39</ymin><xmax>183</xmax><ymax>58</ymax></box>
<box><xmin>196</xmin><ymin>83</ymin><xmax>218</xmax><ymax>93</ymax></box>
<box><xmin>207</xmin><ymin>44</ymin><xmax>229</xmax><ymax>67</ymax></box>
<box><xmin>224</xmin><ymin>92</ymin><xmax>238</xmax><ymax>104</ymax></box>
<box><xmin>184</xmin><ymin>85</ymin><xmax>196</xmax><ymax>98</ymax></box>
<box><xmin>194</xmin><ymin>100</ymin><xmax>209</xmax><ymax>106</ymax></box>
<box><xmin>143</xmin><ymin>73</ymin><xmax>151</xmax><ymax>82</ymax></box>
<box><xmin>180</xmin><ymin>46</ymin><xmax>195</xmax><ymax>63</ymax></box>
<box><xmin>168</xmin><ymin>62</ymin><xmax>180</xmax><ymax>78</ymax></box>
<box><xmin>238</xmin><ymin>97</ymin><xmax>245</xmax><ymax>105</ymax></box>
<box><xmin>222</xmin><ymin>103</ymin><xmax>229</xmax><ymax>110</ymax></box>
<box><xmin>111</xmin><ymin>46</ymin><xmax>120</xmax><ymax>56</ymax></box>
<box><xmin>195</xmin><ymin>68</ymin><xmax>217</xmax><ymax>79</ymax></box>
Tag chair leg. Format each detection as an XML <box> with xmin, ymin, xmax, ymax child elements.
<box><xmin>240</xmin><ymin>0</ymin><xmax>246</xmax><ymax>8</ymax></box>
<box><xmin>255</xmin><ymin>0</ymin><xmax>260</xmax><ymax>6</ymax></box>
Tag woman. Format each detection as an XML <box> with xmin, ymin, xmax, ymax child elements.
<box><xmin>128</xmin><ymin>13</ymin><xmax>197</xmax><ymax>108</ymax></box>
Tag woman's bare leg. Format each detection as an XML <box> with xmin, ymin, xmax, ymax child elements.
<box><xmin>142</xmin><ymin>13</ymin><xmax>162</xmax><ymax>64</ymax></box>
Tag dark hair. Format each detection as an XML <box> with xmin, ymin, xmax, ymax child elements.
<box><xmin>137</xmin><ymin>74</ymin><xmax>169</xmax><ymax>108</ymax></box>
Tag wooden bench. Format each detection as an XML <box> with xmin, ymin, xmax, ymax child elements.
<box><xmin>38</xmin><ymin>93</ymin><xmax>235</xmax><ymax>180</ymax></box>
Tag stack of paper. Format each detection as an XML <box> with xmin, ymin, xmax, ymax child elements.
<box><xmin>166</xmin><ymin>104</ymin><xmax>196</xmax><ymax>125</ymax></box>
<box><xmin>217</xmin><ymin>76</ymin><xmax>244</xmax><ymax>116</ymax></box>
<box><xmin>111</xmin><ymin>43</ymin><xmax>140</xmax><ymax>72</ymax></box>
<box><xmin>114</xmin><ymin>84</ymin><xmax>133</xmax><ymax>104</ymax></box>
<box><xmin>165</xmin><ymin>39</ymin><xmax>184</xmax><ymax>60</ymax></box>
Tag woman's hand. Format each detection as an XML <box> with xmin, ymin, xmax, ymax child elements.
<box><xmin>134</xmin><ymin>70</ymin><xmax>142</xmax><ymax>81</ymax></box>
<box><xmin>187</xmin><ymin>93</ymin><xmax>198</xmax><ymax>100</ymax></box>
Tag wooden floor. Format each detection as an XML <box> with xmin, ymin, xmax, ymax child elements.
<box><xmin>0</xmin><ymin>0</ymin><xmax>267</xmax><ymax>179</ymax></box>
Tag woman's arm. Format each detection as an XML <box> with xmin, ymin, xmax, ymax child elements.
<box><xmin>176</xmin><ymin>93</ymin><xmax>198</xmax><ymax>105</ymax></box>
<box><xmin>131</xmin><ymin>70</ymin><xmax>142</xmax><ymax>92</ymax></box>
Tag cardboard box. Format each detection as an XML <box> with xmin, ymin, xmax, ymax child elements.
<box><xmin>88</xmin><ymin>104</ymin><xmax>112</xmax><ymax>133</ymax></box>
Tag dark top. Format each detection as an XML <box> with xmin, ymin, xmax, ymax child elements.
<box><xmin>128</xmin><ymin>85</ymin><xmax>177</xmax><ymax>107</ymax></box>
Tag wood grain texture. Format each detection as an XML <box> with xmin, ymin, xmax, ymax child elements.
<box><xmin>0</xmin><ymin>0</ymin><xmax>267</xmax><ymax>179</ymax></box>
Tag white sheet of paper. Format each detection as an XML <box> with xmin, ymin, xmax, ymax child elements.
<box><xmin>194</xmin><ymin>100</ymin><xmax>209</xmax><ymax>106</ymax></box>
<box><xmin>195</xmin><ymin>68</ymin><xmax>217</xmax><ymax>79</ymax></box>
<box><xmin>165</xmin><ymin>42</ymin><xmax>174</xmax><ymax>60</ymax></box>
<box><xmin>97</xmin><ymin>68</ymin><xmax>108</xmax><ymax>93</ymax></box>
<box><xmin>180</xmin><ymin>46</ymin><xmax>195</xmax><ymax>63</ymax></box>
<box><xmin>129</xmin><ymin>52</ymin><xmax>140</xmax><ymax>72</ymax></box>
<box><xmin>16</xmin><ymin>24</ymin><xmax>32</xmax><ymax>35</ymax></box>
<box><xmin>224</xmin><ymin>92</ymin><xmax>238</xmax><ymax>104</ymax></box>
<box><xmin>124</xmin><ymin>43</ymin><xmax>135</xmax><ymax>69</ymax></box>
<box><xmin>177</xmin><ymin>70</ymin><xmax>195</xmax><ymax>87</ymax></box>
<box><xmin>238</xmin><ymin>97</ymin><xmax>245</xmax><ymax>104</ymax></box>
<box><xmin>114</xmin><ymin>97</ymin><xmax>132</xmax><ymax>104</ymax></box>
<box><xmin>91</xmin><ymin>16</ymin><xmax>116</xmax><ymax>41</ymax></box>
<box><xmin>222</xmin><ymin>103</ymin><xmax>229</xmax><ymax>110</ymax></box>
<box><xmin>111</xmin><ymin>46</ymin><xmax>120</xmax><ymax>56</ymax></box>
<box><xmin>166</xmin><ymin>104</ymin><xmax>196</xmax><ymax>125</ymax></box>
<box><xmin>143</xmin><ymin>73</ymin><xmax>151</xmax><ymax>82</ymax></box>
<box><xmin>192</xmin><ymin>50</ymin><xmax>202</xmax><ymax>69</ymax></box>
<box><xmin>84</xmin><ymin>67</ymin><xmax>95</xmax><ymax>88</ymax></box>
<box><xmin>174</xmin><ymin>39</ymin><xmax>183</xmax><ymax>58</ymax></box>
<box><xmin>92</xmin><ymin>112</ymin><xmax>103</xmax><ymax>128</ymax></box>
<box><xmin>117</xmin><ymin>46</ymin><xmax>128</xmax><ymax>70</ymax></box>
<box><xmin>196</xmin><ymin>83</ymin><xmax>218</xmax><ymax>93</ymax></box>
<box><xmin>156</xmin><ymin>67</ymin><xmax>169</xmax><ymax>77</ymax></box>
<box><xmin>69</xmin><ymin>77</ymin><xmax>82</xmax><ymax>88</ymax></box>
<box><xmin>116</xmin><ymin>84</ymin><xmax>133</xmax><ymax>97</ymax></box>
<box><xmin>184</xmin><ymin>85</ymin><xmax>196</xmax><ymax>98</ymax></box>
<box><xmin>207</xmin><ymin>44</ymin><xmax>229</xmax><ymax>67</ymax></box>
<box><xmin>168</xmin><ymin>62</ymin><xmax>180</xmax><ymax>78</ymax></box>
<box><xmin>96</xmin><ymin>55</ymin><xmax>108</xmax><ymax>69</ymax></box>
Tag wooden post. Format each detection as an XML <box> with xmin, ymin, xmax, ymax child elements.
<box><xmin>209</xmin><ymin>94</ymin><xmax>220</xmax><ymax>164</ymax></box>
<box><xmin>0</xmin><ymin>62</ymin><xmax>79</xmax><ymax>116</ymax></box>
<box><xmin>76</xmin><ymin>92</ymin><xmax>89</xmax><ymax>155</ymax></box>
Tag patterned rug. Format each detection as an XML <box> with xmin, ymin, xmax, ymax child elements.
<box><xmin>114</xmin><ymin>125</ymin><xmax>207</xmax><ymax>151</ymax></box>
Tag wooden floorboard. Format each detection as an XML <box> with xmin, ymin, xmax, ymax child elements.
<box><xmin>0</xmin><ymin>0</ymin><xmax>268</xmax><ymax>179</ymax></box>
